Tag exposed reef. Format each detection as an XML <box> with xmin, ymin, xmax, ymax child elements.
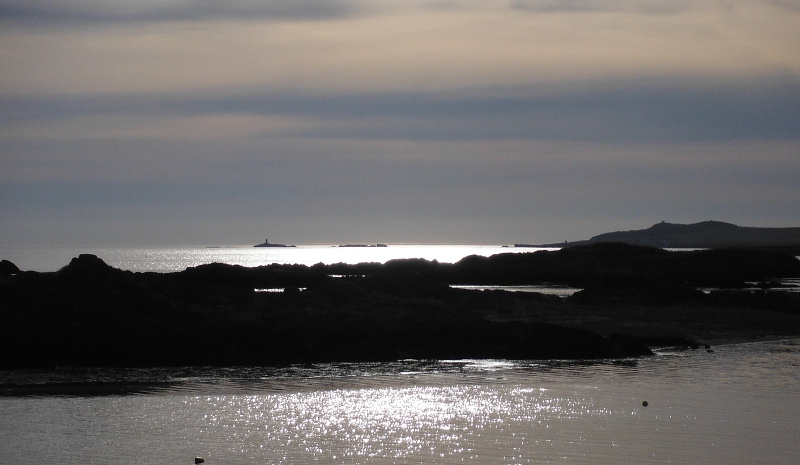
<box><xmin>2</xmin><ymin>243</ymin><xmax>800</xmax><ymax>368</ymax></box>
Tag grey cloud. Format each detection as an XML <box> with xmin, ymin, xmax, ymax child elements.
<box><xmin>766</xmin><ymin>1</ymin><xmax>800</xmax><ymax>13</ymax></box>
<box><xmin>0</xmin><ymin>0</ymin><xmax>352</xmax><ymax>24</ymax></box>
<box><xmin>0</xmin><ymin>0</ymin><xmax>707</xmax><ymax>24</ymax></box>
<box><xmin>4</xmin><ymin>77</ymin><xmax>799</xmax><ymax>143</ymax></box>
<box><xmin>510</xmin><ymin>0</ymin><xmax>694</xmax><ymax>14</ymax></box>
<box><xmin>4</xmin><ymin>133</ymin><xmax>798</xmax><ymax>246</ymax></box>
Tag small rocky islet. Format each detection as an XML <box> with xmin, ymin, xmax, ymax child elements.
<box><xmin>253</xmin><ymin>238</ymin><xmax>295</xmax><ymax>248</ymax></box>
<box><xmin>1</xmin><ymin>242</ymin><xmax>799</xmax><ymax>368</ymax></box>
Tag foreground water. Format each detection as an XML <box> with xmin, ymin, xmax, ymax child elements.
<box><xmin>1</xmin><ymin>339</ymin><xmax>798</xmax><ymax>465</ymax></box>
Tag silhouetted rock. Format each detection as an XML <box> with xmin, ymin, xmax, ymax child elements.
<box><xmin>704</xmin><ymin>289</ymin><xmax>800</xmax><ymax>315</ymax></box>
<box><xmin>254</xmin><ymin>238</ymin><xmax>295</xmax><ymax>247</ymax></box>
<box><xmin>1</xmin><ymin>243</ymin><xmax>798</xmax><ymax>368</ymax></box>
<box><xmin>570</xmin><ymin>279</ymin><xmax>705</xmax><ymax>306</ymax></box>
<box><xmin>301</xmin><ymin>279</ymin><xmax>369</xmax><ymax>305</ymax></box>
<box><xmin>0</xmin><ymin>259</ymin><xmax>20</xmax><ymax>277</ymax></box>
<box><xmin>58</xmin><ymin>254</ymin><xmax>119</xmax><ymax>279</ymax></box>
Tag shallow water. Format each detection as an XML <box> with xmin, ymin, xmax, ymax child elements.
<box><xmin>450</xmin><ymin>284</ymin><xmax>583</xmax><ymax>297</ymax></box>
<box><xmin>1</xmin><ymin>339</ymin><xmax>798</xmax><ymax>464</ymax></box>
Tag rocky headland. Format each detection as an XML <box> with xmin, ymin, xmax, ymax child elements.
<box><xmin>525</xmin><ymin>221</ymin><xmax>800</xmax><ymax>253</ymax></box>
<box><xmin>2</xmin><ymin>243</ymin><xmax>799</xmax><ymax>368</ymax></box>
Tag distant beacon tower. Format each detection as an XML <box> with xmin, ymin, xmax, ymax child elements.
<box><xmin>264</xmin><ymin>238</ymin><xmax>269</xmax><ymax>244</ymax></box>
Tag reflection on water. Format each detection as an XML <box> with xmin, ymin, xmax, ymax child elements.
<box><xmin>2</xmin><ymin>244</ymin><xmax>552</xmax><ymax>273</ymax></box>
<box><xmin>450</xmin><ymin>284</ymin><xmax>582</xmax><ymax>297</ymax></box>
<box><xmin>699</xmin><ymin>277</ymin><xmax>800</xmax><ymax>294</ymax></box>
<box><xmin>1</xmin><ymin>340</ymin><xmax>799</xmax><ymax>464</ymax></box>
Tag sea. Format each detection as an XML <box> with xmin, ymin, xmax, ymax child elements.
<box><xmin>0</xmin><ymin>244</ymin><xmax>552</xmax><ymax>273</ymax></box>
<box><xmin>1</xmin><ymin>245</ymin><xmax>799</xmax><ymax>464</ymax></box>
<box><xmin>1</xmin><ymin>340</ymin><xmax>799</xmax><ymax>465</ymax></box>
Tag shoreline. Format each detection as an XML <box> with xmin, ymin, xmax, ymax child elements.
<box><xmin>693</xmin><ymin>334</ymin><xmax>800</xmax><ymax>347</ymax></box>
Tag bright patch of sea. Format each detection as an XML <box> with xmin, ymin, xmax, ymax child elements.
<box><xmin>1</xmin><ymin>339</ymin><xmax>799</xmax><ymax>464</ymax></box>
<box><xmin>0</xmin><ymin>244</ymin><xmax>554</xmax><ymax>273</ymax></box>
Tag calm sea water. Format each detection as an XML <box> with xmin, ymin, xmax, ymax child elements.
<box><xmin>1</xmin><ymin>339</ymin><xmax>798</xmax><ymax>465</ymax></box>
<box><xmin>0</xmin><ymin>244</ymin><xmax>551</xmax><ymax>273</ymax></box>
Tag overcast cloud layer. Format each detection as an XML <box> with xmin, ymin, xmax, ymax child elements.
<box><xmin>1</xmin><ymin>0</ymin><xmax>799</xmax><ymax>246</ymax></box>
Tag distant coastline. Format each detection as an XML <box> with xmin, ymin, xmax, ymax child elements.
<box><xmin>520</xmin><ymin>221</ymin><xmax>800</xmax><ymax>253</ymax></box>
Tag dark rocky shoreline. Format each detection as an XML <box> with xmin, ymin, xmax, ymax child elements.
<box><xmin>2</xmin><ymin>243</ymin><xmax>799</xmax><ymax>368</ymax></box>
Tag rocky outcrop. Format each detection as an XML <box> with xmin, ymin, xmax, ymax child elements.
<box><xmin>533</xmin><ymin>221</ymin><xmax>800</xmax><ymax>250</ymax></box>
<box><xmin>0</xmin><ymin>259</ymin><xmax>20</xmax><ymax>277</ymax></box>
<box><xmin>2</xmin><ymin>243</ymin><xmax>799</xmax><ymax>368</ymax></box>
<box><xmin>254</xmin><ymin>238</ymin><xmax>295</xmax><ymax>248</ymax></box>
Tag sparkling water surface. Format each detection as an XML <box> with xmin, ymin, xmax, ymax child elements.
<box><xmin>1</xmin><ymin>244</ymin><xmax>551</xmax><ymax>273</ymax></box>
<box><xmin>2</xmin><ymin>339</ymin><xmax>799</xmax><ymax>464</ymax></box>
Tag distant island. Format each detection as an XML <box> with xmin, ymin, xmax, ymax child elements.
<box><xmin>254</xmin><ymin>238</ymin><xmax>295</xmax><ymax>248</ymax></box>
<box><xmin>338</xmin><ymin>244</ymin><xmax>388</xmax><ymax>248</ymax></box>
<box><xmin>519</xmin><ymin>221</ymin><xmax>800</xmax><ymax>251</ymax></box>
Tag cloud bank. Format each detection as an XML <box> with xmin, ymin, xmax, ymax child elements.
<box><xmin>1</xmin><ymin>0</ymin><xmax>799</xmax><ymax>246</ymax></box>
<box><xmin>0</xmin><ymin>0</ymin><xmax>352</xmax><ymax>23</ymax></box>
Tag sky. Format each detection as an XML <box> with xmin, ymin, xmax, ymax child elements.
<box><xmin>1</xmin><ymin>0</ymin><xmax>799</xmax><ymax>247</ymax></box>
